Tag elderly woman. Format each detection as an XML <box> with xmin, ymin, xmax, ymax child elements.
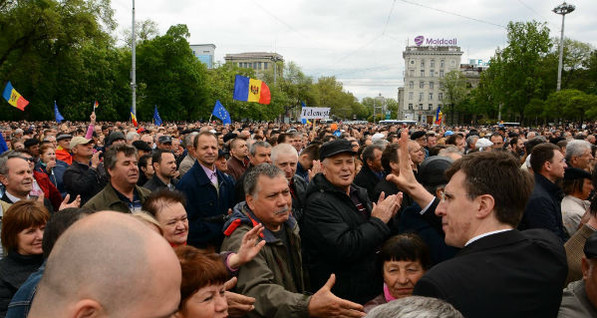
<box><xmin>175</xmin><ymin>246</ymin><xmax>229</xmax><ymax>318</ymax></box>
<box><xmin>0</xmin><ymin>201</ymin><xmax>49</xmax><ymax>316</ymax></box>
<box><xmin>364</xmin><ymin>233</ymin><xmax>431</xmax><ymax>313</ymax></box>
<box><xmin>561</xmin><ymin>167</ymin><xmax>594</xmax><ymax>236</ymax></box>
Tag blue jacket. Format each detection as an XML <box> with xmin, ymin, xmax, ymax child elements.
<box><xmin>176</xmin><ymin>161</ymin><xmax>235</xmax><ymax>248</ymax></box>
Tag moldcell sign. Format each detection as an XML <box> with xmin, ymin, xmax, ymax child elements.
<box><xmin>414</xmin><ymin>35</ymin><xmax>457</xmax><ymax>46</ymax></box>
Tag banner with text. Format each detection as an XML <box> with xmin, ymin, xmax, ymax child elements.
<box><xmin>301</xmin><ymin>107</ymin><xmax>330</xmax><ymax>119</ymax></box>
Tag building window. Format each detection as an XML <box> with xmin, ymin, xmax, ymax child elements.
<box><xmin>428</xmin><ymin>104</ymin><xmax>433</xmax><ymax>110</ymax></box>
<box><xmin>418</xmin><ymin>104</ymin><xmax>423</xmax><ymax>110</ymax></box>
<box><xmin>429</xmin><ymin>93</ymin><xmax>433</xmax><ymax>100</ymax></box>
<box><xmin>429</xmin><ymin>81</ymin><xmax>434</xmax><ymax>89</ymax></box>
<box><xmin>408</xmin><ymin>81</ymin><xmax>414</xmax><ymax>89</ymax></box>
<box><xmin>438</xmin><ymin>92</ymin><xmax>443</xmax><ymax>100</ymax></box>
<box><xmin>439</xmin><ymin>70</ymin><xmax>444</xmax><ymax>78</ymax></box>
<box><xmin>420</xmin><ymin>59</ymin><xmax>425</xmax><ymax>67</ymax></box>
<box><xmin>257</xmin><ymin>62</ymin><xmax>262</xmax><ymax>70</ymax></box>
<box><xmin>440</xmin><ymin>60</ymin><xmax>445</xmax><ymax>68</ymax></box>
<box><xmin>409</xmin><ymin>70</ymin><xmax>415</xmax><ymax>77</ymax></box>
<box><xmin>430</xmin><ymin>59</ymin><xmax>435</xmax><ymax>68</ymax></box>
<box><xmin>264</xmin><ymin>62</ymin><xmax>268</xmax><ymax>69</ymax></box>
<box><xmin>408</xmin><ymin>103</ymin><xmax>413</xmax><ymax>110</ymax></box>
<box><xmin>420</xmin><ymin>70</ymin><xmax>424</xmax><ymax>77</ymax></box>
<box><xmin>430</xmin><ymin>70</ymin><xmax>435</xmax><ymax>77</ymax></box>
<box><xmin>418</xmin><ymin>92</ymin><xmax>423</xmax><ymax>102</ymax></box>
<box><xmin>419</xmin><ymin>81</ymin><xmax>424</xmax><ymax>88</ymax></box>
<box><xmin>408</xmin><ymin>92</ymin><xmax>413</xmax><ymax>100</ymax></box>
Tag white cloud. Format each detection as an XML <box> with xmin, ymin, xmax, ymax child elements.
<box><xmin>113</xmin><ymin>0</ymin><xmax>597</xmax><ymax>100</ymax></box>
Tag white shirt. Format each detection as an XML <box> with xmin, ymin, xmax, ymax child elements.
<box><xmin>465</xmin><ymin>229</ymin><xmax>512</xmax><ymax>247</ymax></box>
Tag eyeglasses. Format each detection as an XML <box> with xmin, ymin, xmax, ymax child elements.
<box><xmin>19</xmin><ymin>157</ymin><xmax>35</xmax><ymax>163</ymax></box>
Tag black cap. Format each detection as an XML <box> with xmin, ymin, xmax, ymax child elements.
<box><xmin>583</xmin><ymin>232</ymin><xmax>597</xmax><ymax>259</ymax></box>
<box><xmin>564</xmin><ymin>167</ymin><xmax>592</xmax><ymax>181</ymax></box>
<box><xmin>24</xmin><ymin>138</ymin><xmax>40</xmax><ymax>148</ymax></box>
<box><xmin>319</xmin><ymin>139</ymin><xmax>356</xmax><ymax>160</ymax></box>
<box><xmin>132</xmin><ymin>140</ymin><xmax>152</xmax><ymax>152</ymax></box>
<box><xmin>411</xmin><ymin>131</ymin><xmax>426</xmax><ymax>140</ymax></box>
<box><xmin>418</xmin><ymin>157</ymin><xmax>453</xmax><ymax>189</ymax></box>
<box><xmin>106</xmin><ymin>131</ymin><xmax>125</xmax><ymax>147</ymax></box>
<box><xmin>158</xmin><ymin>135</ymin><xmax>172</xmax><ymax>144</ymax></box>
<box><xmin>218</xmin><ymin>149</ymin><xmax>229</xmax><ymax>158</ymax></box>
<box><xmin>223</xmin><ymin>132</ymin><xmax>238</xmax><ymax>143</ymax></box>
<box><xmin>56</xmin><ymin>133</ymin><xmax>72</xmax><ymax>141</ymax></box>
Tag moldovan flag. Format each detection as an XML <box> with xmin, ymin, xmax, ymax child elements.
<box><xmin>2</xmin><ymin>81</ymin><xmax>29</xmax><ymax>111</ymax></box>
<box><xmin>233</xmin><ymin>75</ymin><xmax>271</xmax><ymax>105</ymax></box>
<box><xmin>434</xmin><ymin>106</ymin><xmax>443</xmax><ymax>125</ymax></box>
<box><xmin>130</xmin><ymin>107</ymin><xmax>138</xmax><ymax>127</ymax></box>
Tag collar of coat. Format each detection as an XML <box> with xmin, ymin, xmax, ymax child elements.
<box><xmin>223</xmin><ymin>201</ymin><xmax>297</xmax><ymax>244</ymax></box>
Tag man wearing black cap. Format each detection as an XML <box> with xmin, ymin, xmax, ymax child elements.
<box><xmin>24</xmin><ymin>139</ymin><xmax>40</xmax><ymax>163</ymax></box>
<box><xmin>301</xmin><ymin>139</ymin><xmax>402</xmax><ymax>304</ymax></box>
<box><xmin>559</xmin><ymin>232</ymin><xmax>597</xmax><ymax>317</ymax></box>
<box><xmin>156</xmin><ymin>135</ymin><xmax>172</xmax><ymax>151</ymax></box>
<box><xmin>105</xmin><ymin>131</ymin><xmax>126</xmax><ymax>149</ymax></box>
<box><xmin>132</xmin><ymin>140</ymin><xmax>152</xmax><ymax>158</ymax></box>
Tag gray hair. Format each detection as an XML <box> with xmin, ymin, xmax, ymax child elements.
<box><xmin>466</xmin><ymin>135</ymin><xmax>479</xmax><ymax>147</ymax></box>
<box><xmin>184</xmin><ymin>132</ymin><xmax>199</xmax><ymax>149</ymax></box>
<box><xmin>565</xmin><ymin>139</ymin><xmax>591</xmax><ymax>162</ymax></box>
<box><xmin>0</xmin><ymin>151</ymin><xmax>26</xmax><ymax>175</ymax></box>
<box><xmin>125</xmin><ymin>131</ymin><xmax>140</xmax><ymax>142</ymax></box>
<box><xmin>249</xmin><ymin>141</ymin><xmax>271</xmax><ymax>157</ymax></box>
<box><xmin>366</xmin><ymin>296</ymin><xmax>463</xmax><ymax>318</ymax></box>
<box><xmin>271</xmin><ymin>143</ymin><xmax>297</xmax><ymax>164</ymax></box>
<box><xmin>243</xmin><ymin>164</ymin><xmax>285</xmax><ymax>198</ymax></box>
<box><xmin>438</xmin><ymin>145</ymin><xmax>462</xmax><ymax>156</ymax></box>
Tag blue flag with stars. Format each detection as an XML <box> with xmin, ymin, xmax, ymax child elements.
<box><xmin>153</xmin><ymin>105</ymin><xmax>163</xmax><ymax>126</ymax></box>
<box><xmin>212</xmin><ymin>100</ymin><xmax>231</xmax><ymax>125</ymax></box>
<box><xmin>54</xmin><ymin>101</ymin><xmax>64</xmax><ymax>123</ymax></box>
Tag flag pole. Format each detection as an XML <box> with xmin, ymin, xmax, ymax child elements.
<box><xmin>209</xmin><ymin>114</ymin><xmax>213</xmax><ymax>122</ymax></box>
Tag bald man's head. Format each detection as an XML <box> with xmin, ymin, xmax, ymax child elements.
<box><xmin>29</xmin><ymin>211</ymin><xmax>181</xmax><ymax>318</ymax></box>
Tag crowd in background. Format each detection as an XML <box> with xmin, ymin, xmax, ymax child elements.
<box><xmin>1</xmin><ymin>116</ymin><xmax>597</xmax><ymax>317</ymax></box>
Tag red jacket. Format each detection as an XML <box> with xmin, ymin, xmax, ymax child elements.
<box><xmin>33</xmin><ymin>170</ymin><xmax>63</xmax><ymax>211</ymax></box>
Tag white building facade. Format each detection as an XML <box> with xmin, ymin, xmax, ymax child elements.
<box><xmin>398</xmin><ymin>45</ymin><xmax>463</xmax><ymax>124</ymax></box>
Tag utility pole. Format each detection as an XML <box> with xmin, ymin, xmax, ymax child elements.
<box><xmin>553</xmin><ymin>2</ymin><xmax>575</xmax><ymax>91</ymax></box>
<box><xmin>131</xmin><ymin>0</ymin><xmax>137</xmax><ymax>114</ymax></box>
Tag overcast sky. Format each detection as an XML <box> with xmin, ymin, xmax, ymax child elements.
<box><xmin>111</xmin><ymin>0</ymin><xmax>596</xmax><ymax>101</ymax></box>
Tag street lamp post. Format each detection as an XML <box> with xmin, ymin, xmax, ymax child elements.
<box><xmin>131</xmin><ymin>0</ymin><xmax>137</xmax><ymax>115</ymax></box>
<box><xmin>553</xmin><ymin>2</ymin><xmax>575</xmax><ymax>92</ymax></box>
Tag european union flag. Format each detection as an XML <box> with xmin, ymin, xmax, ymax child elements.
<box><xmin>153</xmin><ymin>105</ymin><xmax>163</xmax><ymax>126</ymax></box>
<box><xmin>212</xmin><ymin>100</ymin><xmax>231</xmax><ymax>125</ymax></box>
<box><xmin>54</xmin><ymin>101</ymin><xmax>64</xmax><ymax>123</ymax></box>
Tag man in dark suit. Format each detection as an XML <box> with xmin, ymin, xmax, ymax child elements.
<box><xmin>520</xmin><ymin>142</ymin><xmax>569</xmax><ymax>242</ymax></box>
<box><xmin>354</xmin><ymin>144</ymin><xmax>385</xmax><ymax>202</ymax></box>
<box><xmin>176</xmin><ymin>131</ymin><xmax>235</xmax><ymax>251</ymax></box>
<box><xmin>411</xmin><ymin>150</ymin><xmax>567</xmax><ymax>318</ymax></box>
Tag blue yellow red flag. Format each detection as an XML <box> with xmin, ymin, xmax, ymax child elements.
<box><xmin>434</xmin><ymin>107</ymin><xmax>443</xmax><ymax>125</ymax></box>
<box><xmin>130</xmin><ymin>107</ymin><xmax>138</xmax><ymax>127</ymax></box>
<box><xmin>233</xmin><ymin>75</ymin><xmax>271</xmax><ymax>104</ymax></box>
<box><xmin>2</xmin><ymin>81</ymin><xmax>29</xmax><ymax>111</ymax></box>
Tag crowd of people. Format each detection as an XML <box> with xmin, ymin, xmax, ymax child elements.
<box><xmin>1</xmin><ymin>115</ymin><xmax>597</xmax><ymax>317</ymax></box>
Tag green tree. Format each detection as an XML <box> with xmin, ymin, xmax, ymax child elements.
<box><xmin>135</xmin><ymin>24</ymin><xmax>209</xmax><ymax>121</ymax></box>
<box><xmin>485</xmin><ymin>21</ymin><xmax>552</xmax><ymax>122</ymax></box>
<box><xmin>440</xmin><ymin>70</ymin><xmax>468</xmax><ymax>125</ymax></box>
